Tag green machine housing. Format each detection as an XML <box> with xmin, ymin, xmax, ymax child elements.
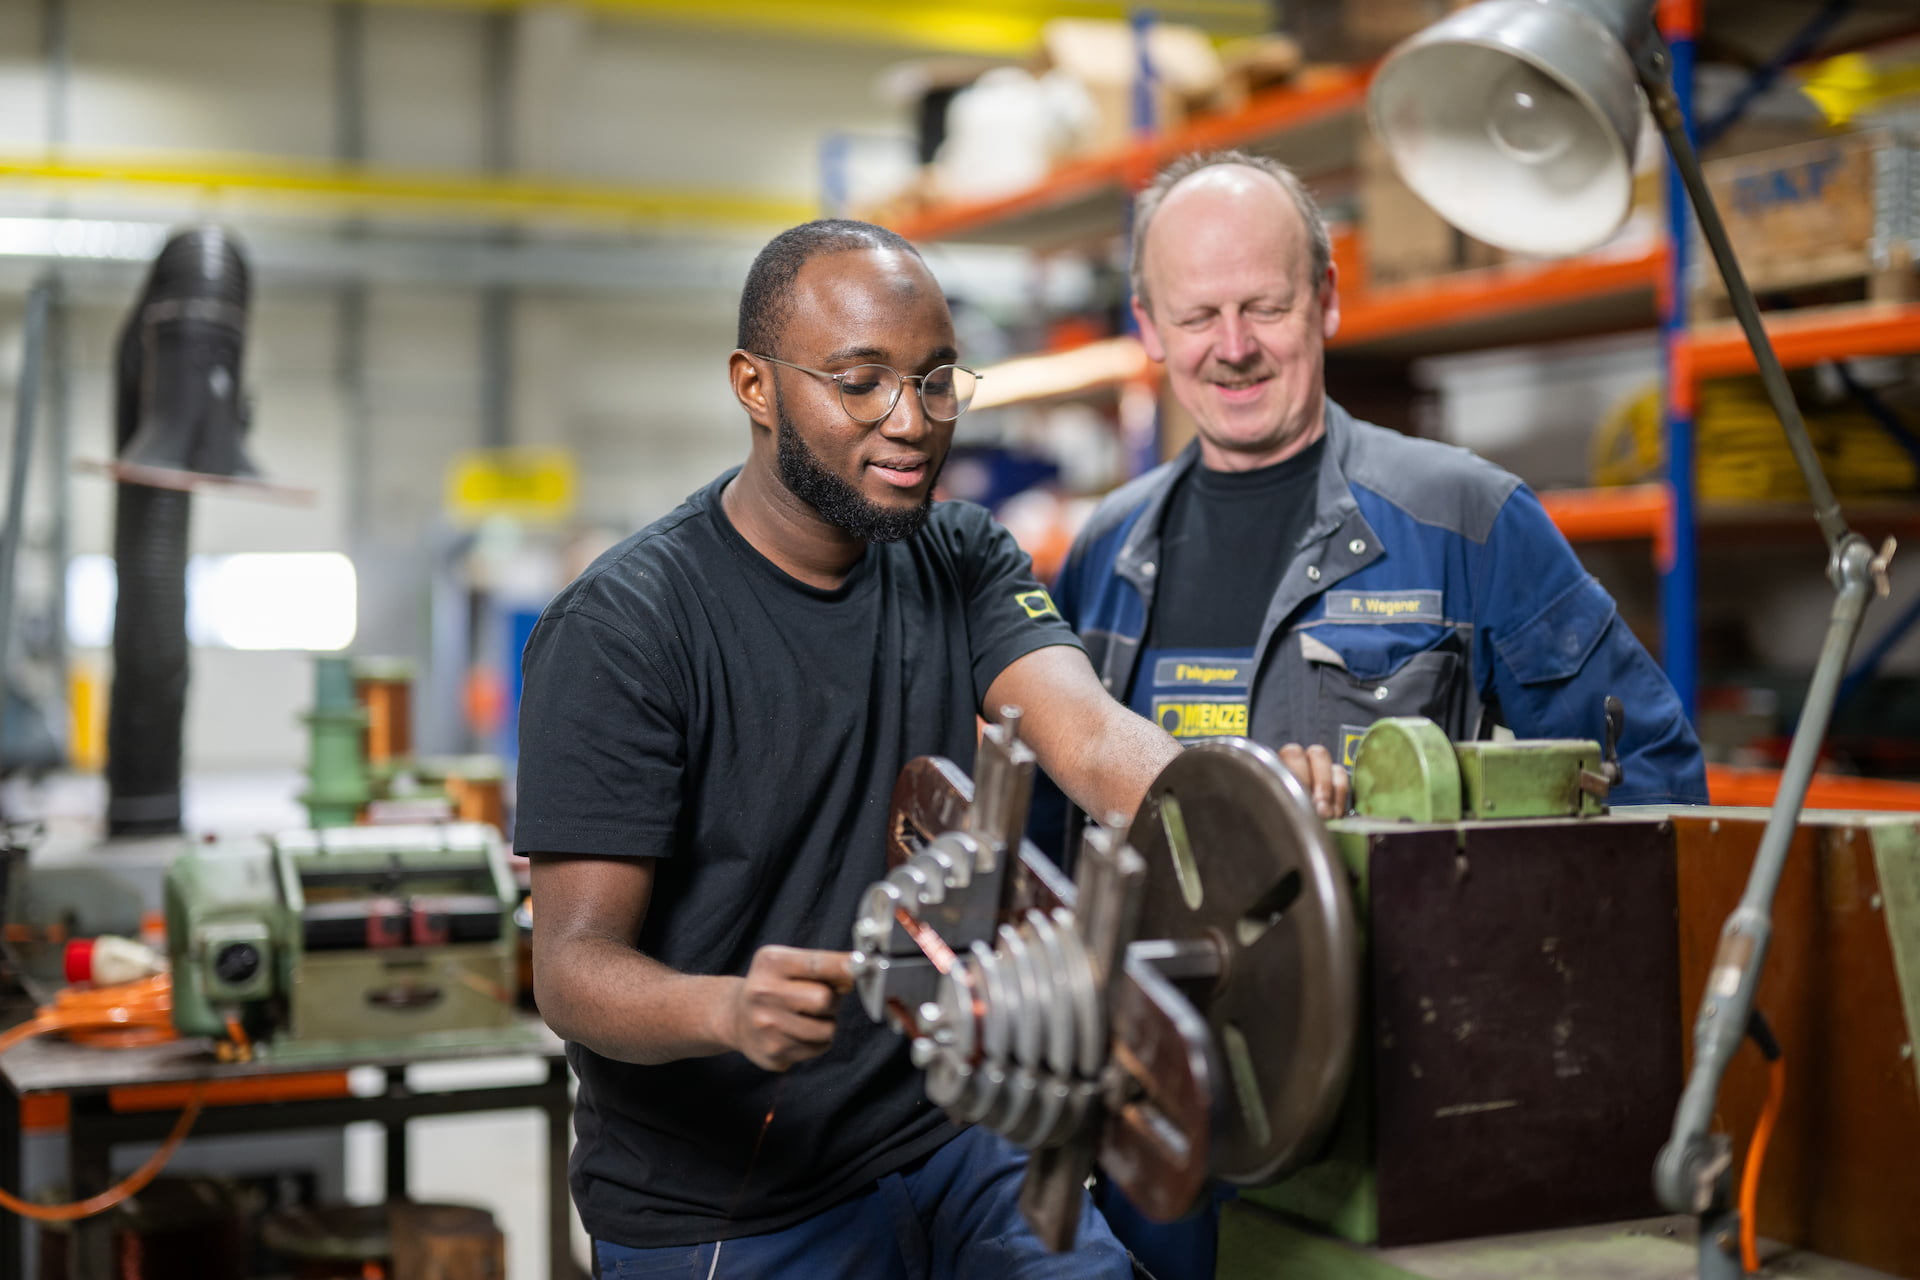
<box><xmin>165</xmin><ymin>822</ymin><xmax>531</xmax><ymax>1060</ymax></box>
<box><xmin>1245</xmin><ymin>716</ymin><xmax>1683</xmax><ymax>1247</ymax></box>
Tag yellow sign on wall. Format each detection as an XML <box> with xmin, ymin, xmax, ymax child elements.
<box><xmin>446</xmin><ymin>448</ymin><xmax>577</xmax><ymax>526</ymax></box>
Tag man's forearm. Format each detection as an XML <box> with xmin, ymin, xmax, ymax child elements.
<box><xmin>982</xmin><ymin>645</ymin><xmax>1184</xmax><ymax>834</ymax></box>
<box><xmin>537</xmin><ymin>934</ymin><xmax>741</xmax><ymax>1065</ymax></box>
<box><xmin>1058</xmin><ymin>704</ymin><xmax>1182</xmax><ymax>829</ymax></box>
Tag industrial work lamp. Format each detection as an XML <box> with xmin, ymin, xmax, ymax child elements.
<box><xmin>1370</xmin><ymin>4</ymin><xmax>1895</xmax><ymax>1279</ymax></box>
<box><xmin>1368</xmin><ymin>0</ymin><xmax>1645</xmax><ymax>256</ymax></box>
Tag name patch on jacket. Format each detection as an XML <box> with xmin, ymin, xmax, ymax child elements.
<box><xmin>1131</xmin><ymin>646</ymin><xmax>1253</xmax><ymax>740</ymax></box>
<box><xmin>1151</xmin><ymin>658</ymin><xmax>1251</xmax><ymax>690</ymax></box>
<box><xmin>1324</xmin><ymin>590</ymin><xmax>1443</xmax><ymax>623</ymax></box>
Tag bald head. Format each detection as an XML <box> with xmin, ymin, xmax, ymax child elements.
<box><xmin>1124</xmin><ymin>151</ymin><xmax>1338</xmax><ymax>472</ymax></box>
<box><xmin>1130</xmin><ymin>151</ymin><xmax>1330</xmax><ymax>313</ymax></box>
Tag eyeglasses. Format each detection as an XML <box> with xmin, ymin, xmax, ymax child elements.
<box><xmin>752</xmin><ymin>354</ymin><xmax>981</xmax><ymax>423</ymax></box>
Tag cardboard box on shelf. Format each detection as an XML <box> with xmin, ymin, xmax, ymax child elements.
<box><xmin>1214</xmin><ymin>34</ymin><xmax>1308</xmax><ymax>117</ymax></box>
<box><xmin>1040</xmin><ymin>18</ymin><xmax>1226</xmax><ymax>156</ymax></box>
<box><xmin>1692</xmin><ymin>127</ymin><xmax>1919</xmax><ymax>314</ymax></box>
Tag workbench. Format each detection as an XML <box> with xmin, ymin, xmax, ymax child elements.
<box><xmin>0</xmin><ymin>1016</ymin><xmax>582</xmax><ymax>1280</ymax></box>
<box><xmin>1220</xmin><ymin>1202</ymin><xmax>1907</xmax><ymax>1280</ymax></box>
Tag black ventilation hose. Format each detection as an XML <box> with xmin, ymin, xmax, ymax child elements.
<box><xmin>106</xmin><ymin>464</ymin><xmax>190</xmax><ymax>836</ymax></box>
<box><xmin>105</xmin><ymin>228</ymin><xmax>253</xmax><ymax>838</ymax></box>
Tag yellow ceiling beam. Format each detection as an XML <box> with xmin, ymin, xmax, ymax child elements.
<box><xmin>0</xmin><ymin>150</ymin><xmax>815</xmax><ymax>230</ymax></box>
<box><xmin>333</xmin><ymin>0</ymin><xmax>1269</xmax><ymax>57</ymax></box>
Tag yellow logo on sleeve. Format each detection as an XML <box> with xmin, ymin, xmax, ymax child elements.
<box><xmin>1016</xmin><ymin>588</ymin><xmax>1061</xmax><ymax>620</ymax></box>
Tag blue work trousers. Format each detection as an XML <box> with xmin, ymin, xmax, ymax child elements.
<box><xmin>1093</xmin><ymin>1181</ymin><xmax>1232</xmax><ymax>1280</ymax></box>
<box><xmin>590</xmin><ymin>1126</ymin><xmax>1135</xmax><ymax>1280</ymax></box>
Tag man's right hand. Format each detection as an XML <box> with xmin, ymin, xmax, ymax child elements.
<box><xmin>1278</xmin><ymin>742</ymin><xmax>1349</xmax><ymax>818</ymax></box>
<box><xmin>725</xmin><ymin>945</ymin><xmax>854</xmax><ymax>1072</ymax></box>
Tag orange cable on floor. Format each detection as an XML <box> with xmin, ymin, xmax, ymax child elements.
<box><xmin>1739</xmin><ymin>1054</ymin><xmax>1786</xmax><ymax>1275</ymax></box>
<box><xmin>0</xmin><ymin>973</ymin><xmax>214</xmax><ymax>1221</ymax></box>
<box><xmin>1738</xmin><ymin>1008</ymin><xmax>1786</xmax><ymax>1277</ymax></box>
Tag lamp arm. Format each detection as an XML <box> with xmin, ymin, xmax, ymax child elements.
<box><xmin>1634</xmin><ymin>35</ymin><xmax>1896</xmax><ymax>1229</ymax></box>
<box><xmin>1633</xmin><ymin>42</ymin><xmax>1848</xmax><ymax>551</ymax></box>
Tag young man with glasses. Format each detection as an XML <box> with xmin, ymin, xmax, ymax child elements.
<box><xmin>516</xmin><ymin>219</ymin><xmax>1343</xmax><ymax>1278</ymax></box>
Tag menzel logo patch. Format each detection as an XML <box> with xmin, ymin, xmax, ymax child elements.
<box><xmin>1015</xmin><ymin>588</ymin><xmax>1061</xmax><ymax>621</ymax></box>
<box><xmin>1153</xmin><ymin>697</ymin><xmax>1248</xmax><ymax>739</ymax></box>
<box><xmin>1324</xmin><ymin>590</ymin><xmax>1443</xmax><ymax>623</ymax></box>
<box><xmin>1151</xmin><ymin>657</ymin><xmax>1250</xmax><ymax>690</ymax></box>
<box><xmin>1341</xmin><ymin>723</ymin><xmax>1371</xmax><ymax>768</ymax></box>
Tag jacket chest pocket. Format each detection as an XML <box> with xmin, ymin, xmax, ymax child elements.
<box><xmin>1296</xmin><ymin>628</ymin><xmax>1473</xmax><ymax>765</ymax></box>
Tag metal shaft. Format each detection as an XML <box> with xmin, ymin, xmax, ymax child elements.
<box><xmin>1656</xmin><ymin>536</ymin><xmax>1876</xmax><ymax>1215</ymax></box>
<box><xmin>1638</xmin><ymin>33</ymin><xmax>1888</xmax><ymax>1228</ymax></box>
<box><xmin>1637</xmin><ymin>57</ymin><xmax>1848</xmax><ymax>552</ymax></box>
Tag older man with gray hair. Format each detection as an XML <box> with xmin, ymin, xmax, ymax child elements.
<box><xmin>1047</xmin><ymin>148</ymin><xmax>1706</xmax><ymax>1277</ymax></box>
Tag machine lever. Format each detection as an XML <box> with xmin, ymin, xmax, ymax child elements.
<box><xmin>1602</xmin><ymin>695</ymin><xmax>1625</xmax><ymax>788</ymax></box>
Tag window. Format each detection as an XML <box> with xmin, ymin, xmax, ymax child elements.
<box><xmin>67</xmin><ymin>552</ymin><xmax>357</xmax><ymax>651</ymax></box>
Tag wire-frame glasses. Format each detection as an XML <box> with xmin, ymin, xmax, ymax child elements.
<box><xmin>753</xmin><ymin>354</ymin><xmax>981</xmax><ymax>423</ymax></box>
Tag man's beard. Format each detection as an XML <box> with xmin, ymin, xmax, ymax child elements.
<box><xmin>775</xmin><ymin>404</ymin><xmax>939</xmax><ymax>543</ymax></box>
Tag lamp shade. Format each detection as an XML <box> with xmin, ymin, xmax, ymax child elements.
<box><xmin>1367</xmin><ymin>0</ymin><xmax>1645</xmax><ymax>256</ymax></box>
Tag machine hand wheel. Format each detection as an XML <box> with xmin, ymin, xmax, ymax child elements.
<box><xmin>1125</xmin><ymin>737</ymin><xmax>1362</xmax><ymax>1184</ymax></box>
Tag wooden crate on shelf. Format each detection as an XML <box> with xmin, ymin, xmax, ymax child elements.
<box><xmin>1692</xmin><ymin>127</ymin><xmax>1920</xmax><ymax>318</ymax></box>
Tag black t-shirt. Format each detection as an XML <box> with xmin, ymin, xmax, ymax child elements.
<box><xmin>1125</xmin><ymin>439</ymin><xmax>1324</xmax><ymax>741</ymax></box>
<box><xmin>1146</xmin><ymin>436</ymin><xmax>1325</xmax><ymax>650</ymax></box>
<box><xmin>514</xmin><ymin>469</ymin><xmax>1083</xmax><ymax>1249</ymax></box>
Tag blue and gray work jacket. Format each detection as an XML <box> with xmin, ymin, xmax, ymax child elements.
<box><xmin>1053</xmin><ymin>401</ymin><xmax>1709</xmax><ymax>806</ymax></box>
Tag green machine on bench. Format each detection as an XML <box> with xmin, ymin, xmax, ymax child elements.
<box><xmin>165</xmin><ymin>823</ymin><xmax>540</xmax><ymax>1061</ymax></box>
